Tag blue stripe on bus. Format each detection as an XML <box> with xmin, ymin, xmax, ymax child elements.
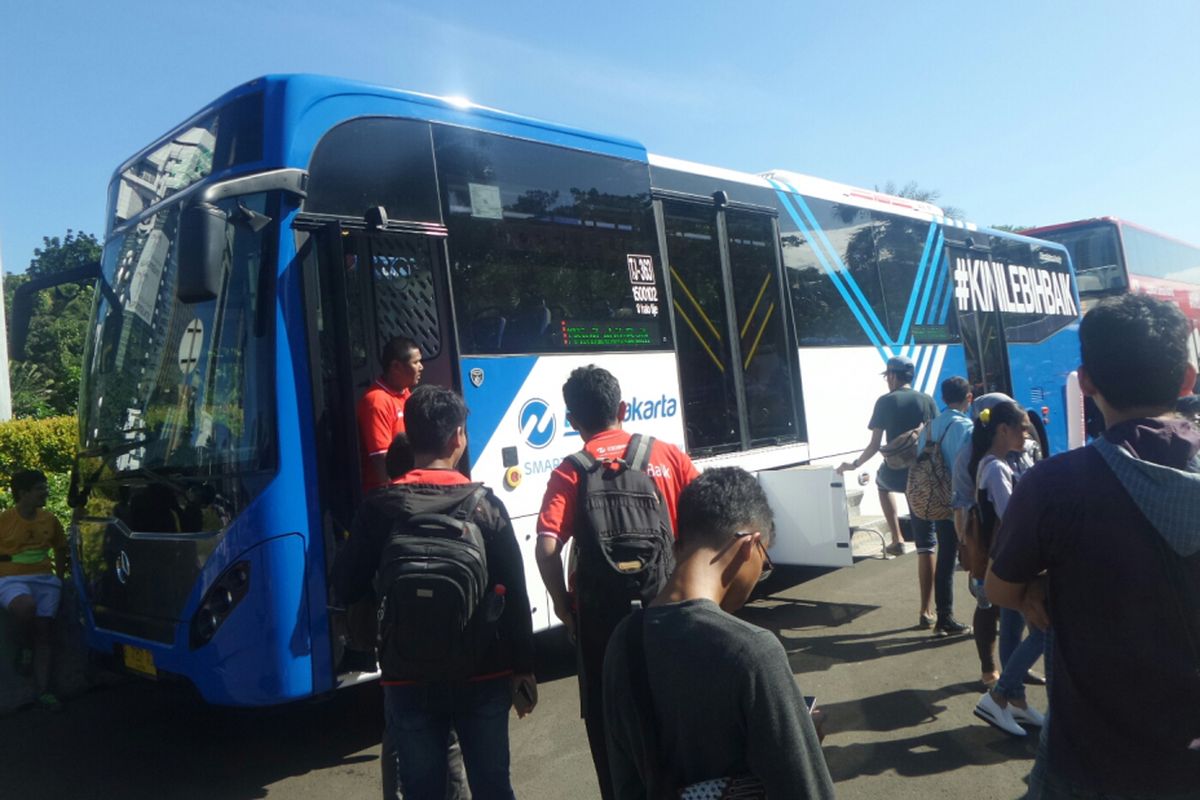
<box><xmin>904</xmin><ymin>231</ymin><xmax>949</xmax><ymax>362</ymax></box>
<box><xmin>896</xmin><ymin>222</ymin><xmax>939</xmax><ymax>345</ymax></box>
<box><xmin>921</xmin><ymin>232</ymin><xmax>948</xmax><ymax>326</ymax></box>
<box><xmin>777</xmin><ymin>181</ymin><xmax>895</xmax><ymax>351</ymax></box>
<box><xmin>935</xmin><ymin>253</ymin><xmax>955</xmax><ymax>324</ymax></box>
<box><xmin>915</xmin><ymin>344</ymin><xmax>930</xmax><ymax>381</ymax></box>
<box><xmin>771</xmin><ymin>186</ymin><xmax>892</xmax><ymax>360</ymax></box>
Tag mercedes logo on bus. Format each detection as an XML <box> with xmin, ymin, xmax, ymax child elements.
<box><xmin>115</xmin><ymin>550</ymin><xmax>132</xmax><ymax>585</ymax></box>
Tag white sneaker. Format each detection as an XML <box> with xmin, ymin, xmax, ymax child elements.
<box><xmin>974</xmin><ymin>692</ymin><xmax>1027</xmax><ymax>736</ymax></box>
<box><xmin>1009</xmin><ymin>703</ymin><xmax>1046</xmax><ymax>727</ymax></box>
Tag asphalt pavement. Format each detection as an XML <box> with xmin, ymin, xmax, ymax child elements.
<box><xmin>0</xmin><ymin>538</ymin><xmax>1046</xmax><ymax>799</ymax></box>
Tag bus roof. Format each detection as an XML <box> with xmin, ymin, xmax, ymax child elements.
<box><xmin>648</xmin><ymin>154</ymin><xmax>957</xmax><ymax>222</ymax></box>
<box><xmin>115</xmin><ymin>74</ymin><xmax>1046</xmax><ymax>245</ymax></box>
<box><xmin>113</xmin><ymin>73</ymin><xmax>650</xmax><ymax>183</ymax></box>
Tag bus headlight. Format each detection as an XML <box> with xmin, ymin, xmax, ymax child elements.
<box><xmin>190</xmin><ymin>560</ymin><xmax>251</xmax><ymax>649</ymax></box>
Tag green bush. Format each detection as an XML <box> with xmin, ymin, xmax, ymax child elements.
<box><xmin>0</xmin><ymin>416</ymin><xmax>76</xmax><ymax>480</ymax></box>
<box><xmin>0</xmin><ymin>416</ymin><xmax>76</xmax><ymax>521</ymax></box>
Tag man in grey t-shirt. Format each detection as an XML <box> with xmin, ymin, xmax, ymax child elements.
<box><xmin>839</xmin><ymin>355</ymin><xmax>937</xmax><ymax>559</ymax></box>
<box><xmin>602</xmin><ymin>468</ymin><xmax>834</xmax><ymax>799</ymax></box>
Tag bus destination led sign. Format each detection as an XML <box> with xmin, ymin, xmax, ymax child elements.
<box><xmin>560</xmin><ymin>320</ymin><xmax>654</xmax><ymax>348</ymax></box>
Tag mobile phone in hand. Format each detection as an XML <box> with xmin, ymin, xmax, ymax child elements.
<box><xmin>514</xmin><ymin>679</ymin><xmax>536</xmax><ymax>716</ymax></box>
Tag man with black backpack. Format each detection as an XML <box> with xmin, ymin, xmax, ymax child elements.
<box><xmin>334</xmin><ymin>385</ymin><xmax>537</xmax><ymax>800</ymax></box>
<box><xmin>536</xmin><ymin>365</ymin><xmax>698</xmax><ymax>800</ymax></box>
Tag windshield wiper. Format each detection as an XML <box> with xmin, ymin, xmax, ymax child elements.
<box><xmin>78</xmin><ymin>437</ymin><xmax>148</xmax><ymax>461</ymax></box>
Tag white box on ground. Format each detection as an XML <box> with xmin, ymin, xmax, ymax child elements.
<box><xmin>757</xmin><ymin>465</ymin><xmax>854</xmax><ymax>568</ymax></box>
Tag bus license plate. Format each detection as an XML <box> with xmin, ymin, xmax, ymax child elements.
<box><xmin>122</xmin><ymin>645</ymin><xmax>157</xmax><ymax>678</ymax></box>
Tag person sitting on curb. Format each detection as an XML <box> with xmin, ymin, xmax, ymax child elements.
<box><xmin>0</xmin><ymin>470</ymin><xmax>68</xmax><ymax>712</ymax></box>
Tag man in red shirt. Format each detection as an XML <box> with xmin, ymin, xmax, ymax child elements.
<box><xmin>536</xmin><ymin>365</ymin><xmax>697</xmax><ymax>800</ymax></box>
<box><xmin>356</xmin><ymin>337</ymin><xmax>424</xmax><ymax>492</ymax></box>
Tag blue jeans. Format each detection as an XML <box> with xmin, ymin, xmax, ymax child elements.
<box><xmin>999</xmin><ymin>607</ymin><xmax>1026</xmax><ymax>667</ymax></box>
<box><xmin>995</xmin><ymin>616</ymin><xmax>1046</xmax><ymax>701</ymax></box>
<box><xmin>908</xmin><ymin>516</ymin><xmax>957</xmax><ymax>616</ymax></box>
<box><xmin>384</xmin><ymin>676</ymin><xmax>515</xmax><ymax>800</ymax></box>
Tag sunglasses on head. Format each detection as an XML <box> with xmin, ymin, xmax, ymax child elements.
<box><xmin>734</xmin><ymin>530</ymin><xmax>774</xmax><ymax>583</ymax></box>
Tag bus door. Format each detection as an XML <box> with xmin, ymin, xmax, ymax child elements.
<box><xmin>656</xmin><ymin>195</ymin><xmax>851</xmax><ymax>566</ymax></box>
<box><xmin>948</xmin><ymin>243</ymin><xmax>1013</xmax><ymax>399</ymax></box>
<box><xmin>655</xmin><ymin>195</ymin><xmax>803</xmax><ymax>455</ymax></box>
<box><xmin>303</xmin><ymin>222</ymin><xmax>455</xmax><ymax>676</ymax></box>
<box><xmin>307</xmin><ymin>223</ymin><xmax>455</xmax><ymax>520</ymax></box>
<box><xmin>958</xmin><ymin>304</ymin><xmax>1012</xmax><ymax>398</ymax></box>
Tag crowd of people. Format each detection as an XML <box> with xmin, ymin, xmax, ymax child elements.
<box><xmin>324</xmin><ymin>338</ymin><xmax>834</xmax><ymax>799</ymax></box>
<box><xmin>3</xmin><ymin>294</ymin><xmax>1198</xmax><ymax>799</ymax></box>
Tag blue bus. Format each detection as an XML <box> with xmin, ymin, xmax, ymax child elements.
<box><xmin>45</xmin><ymin>75</ymin><xmax>1079</xmax><ymax>706</ymax></box>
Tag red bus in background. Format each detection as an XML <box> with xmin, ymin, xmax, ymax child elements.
<box><xmin>1022</xmin><ymin>217</ymin><xmax>1200</xmax><ymax>443</ymax></box>
<box><xmin>1023</xmin><ymin>216</ymin><xmax>1199</xmax><ymax>342</ymax></box>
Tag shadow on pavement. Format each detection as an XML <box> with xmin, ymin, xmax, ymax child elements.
<box><xmin>781</xmin><ymin>625</ymin><xmax>975</xmax><ymax>671</ymax></box>
<box><xmin>818</xmin><ymin>682</ymin><xmax>984</xmax><ymax>734</ymax></box>
<box><xmin>0</xmin><ymin>679</ymin><xmax>384</xmax><ymax>799</ymax></box>
<box><xmin>739</xmin><ymin>594</ymin><xmax>879</xmax><ymax>632</ymax></box>
<box><xmin>822</xmin><ymin>722</ymin><xmax>1034</xmax><ymax>783</ymax></box>
<box><xmin>816</xmin><ymin>681</ymin><xmax>1037</xmax><ymax>785</ymax></box>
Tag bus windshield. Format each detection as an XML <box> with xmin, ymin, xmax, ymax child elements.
<box><xmin>78</xmin><ymin>192</ymin><xmax>276</xmax><ymax>486</ymax></box>
<box><xmin>1033</xmin><ymin>221</ymin><xmax>1126</xmax><ymax>298</ymax></box>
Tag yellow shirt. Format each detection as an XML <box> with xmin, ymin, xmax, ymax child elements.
<box><xmin>0</xmin><ymin>506</ymin><xmax>66</xmax><ymax>578</ymax></box>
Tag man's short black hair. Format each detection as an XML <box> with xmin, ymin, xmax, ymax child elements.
<box><xmin>380</xmin><ymin>336</ymin><xmax>420</xmax><ymax>371</ymax></box>
<box><xmin>404</xmin><ymin>385</ymin><xmax>468</xmax><ymax>456</ymax></box>
<box><xmin>11</xmin><ymin>469</ymin><xmax>47</xmax><ymax>500</ymax></box>
<box><xmin>941</xmin><ymin>376</ymin><xmax>970</xmax><ymax>406</ymax></box>
<box><xmin>1080</xmin><ymin>294</ymin><xmax>1191</xmax><ymax>411</ymax></box>
<box><xmin>676</xmin><ymin>467</ymin><xmax>774</xmax><ymax>550</ymax></box>
<box><xmin>562</xmin><ymin>365</ymin><xmax>621</xmax><ymax>432</ymax></box>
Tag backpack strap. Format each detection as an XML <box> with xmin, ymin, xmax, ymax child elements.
<box><xmin>624</xmin><ymin>609</ymin><xmax>673</xmax><ymax>799</ymax></box>
<box><xmin>565</xmin><ymin>449</ymin><xmax>600</xmax><ymax>475</ymax></box>
<box><xmin>625</xmin><ymin>433</ymin><xmax>656</xmax><ymax>472</ymax></box>
<box><xmin>934</xmin><ymin>424</ymin><xmax>953</xmax><ymax>447</ymax></box>
<box><xmin>453</xmin><ymin>485</ymin><xmax>490</xmax><ymax>522</ymax></box>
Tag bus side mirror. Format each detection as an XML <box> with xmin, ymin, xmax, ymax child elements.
<box><xmin>177</xmin><ymin>203</ymin><xmax>229</xmax><ymax>303</ymax></box>
<box><xmin>9</xmin><ymin>261</ymin><xmax>104</xmax><ymax>360</ymax></box>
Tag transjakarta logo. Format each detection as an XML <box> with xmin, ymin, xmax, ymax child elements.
<box><xmin>953</xmin><ymin>257</ymin><xmax>1078</xmax><ymax>318</ymax></box>
<box><xmin>624</xmin><ymin>394</ymin><xmax>679</xmax><ymax>421</ymax></box>
<box><xmin>519</xmin><ymin>398</ymin><xmax>556</xmax><ymax>449</ymax></box>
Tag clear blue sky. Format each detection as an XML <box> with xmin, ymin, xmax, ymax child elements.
<box><xmin>2</xmin><ymin>1</ymin><xmax>1198</xmax><ymax>273</ymax></box>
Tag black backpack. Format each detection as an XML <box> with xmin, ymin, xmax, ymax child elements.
<box><xmin>566</xmin><ymin>434</ymin><xmax>676</xmax><ymax>616</ymax></box>
<box><xmin>375</xmin><ymin>485</ymin><xmax>503</xmax><ymax>680</ymax></box>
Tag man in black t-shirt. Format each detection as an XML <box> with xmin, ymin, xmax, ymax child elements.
<box><xmin>987</xmin><ymin>296</ymin><xmax>1200</xmax><ymax>797</ymax></box>
<box><xmin>839</xmin><ymin>355</ymin><xmax>937</xmax><ymax>562</ymax></box>
<box><xmin>602</xmin><ymin>468</ymin><xmax>834</xmax><ymax>799</ymax></box>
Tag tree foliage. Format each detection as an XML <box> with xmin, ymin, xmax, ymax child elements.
<box><xmin>0</xmin><ymin>415</ymin><xmax>76</xmax><ymax>521</ymax></box>
<box><xmin>878</xmin><ymin>181</ymin><xmax>965</xmax><ymax>221</ymax></box>
<box><xmin>5</xmin><ymin>230</ymin><xmax>100</xmax><ymax>418</ymax></box>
